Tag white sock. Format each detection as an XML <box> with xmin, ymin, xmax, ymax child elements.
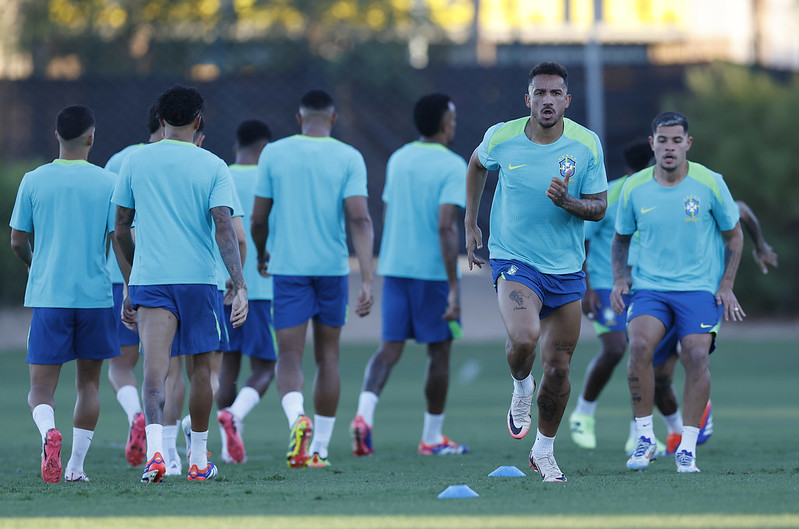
<box><xmin>115</xmin><ymin>385</ymin><xmax>142</xmax><ymax>425</ymax></box>
<box><xmin>189</xmin><ymin>430</ymin><xmax>209</xmax><ymax>469</ymax></box>
<box><xmin>677</xmin><ymin>426</ymin><xmax>699</xmax><ymax>455</ymax></box>
<box><xmin>356</xmin><ymin>391</ymin><xmax>379</xmax><ymax>427</ymax></box>
<box><xmin>162</xmin><ymin>425</ymin><xmax>179</xmax><ymax>464</ymax></box>
<box><xmin>574</xmin><ymin>395</ymin><xmax>597</xmax><ymax>416</ymax></box>
<box><xmin>281</xmin><ymin>391</ymin><xmax>305</xmax><ymax>428</ymax></box>
<box><xmin>65</xmin><ymin>427</ymin><xmax>93</xmax><ymax>473</ymax></box>
<box><xmin>661</xmin><ymin>411</ymin><xmax>683</xmax><ymax>434</ymax></box>
<box><xmin>308</xmin><ymin>415</ymin><xmax>335</xmax><ymax>459</ymax></box>
<box><xmin>145</xmin><ymin>423</ymin><xmax>163</xmax><ymax>460</ymax></box>
<box><xmin>635</xmin><ymin>415</ymin><xmax>655</xmax><ymax>443</ymax></box>
<box><xmin>512</xmin><ymin>374</ymin><xmax>535</xmax><ymax>396</ymax></box>
<box><xmin>229</xmin><ymin>386</ymin><xmax>261</xmax><ymax>420</ymax></box>
<box><xmin>32</xmin><ymin>404</ymin><xmax>56</xmax><ymax>442</ymax></box>
<box><xmin>532</xmin><ymin>429</ymin><xmax>555</xmax><ymax>456</ymax></box>
<box><xmin>422</xmin><ymin>412</ymin><xmax>445</xmax><ymax>446</ymax></box>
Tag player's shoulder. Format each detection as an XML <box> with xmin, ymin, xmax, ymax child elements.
<box><xmin>620</xmin><ymin>166</ymin><xmax>655</xmax><ymax>204</ymax></box>
<box><xmin>483</xmin><ymin>117</ymin><xmax>528</xmax><ymax>153</ymax></box>
<box><xmin>562</xmin><ymin>118</ymin><xmax>603</xmax><ymax>160</ymax></box>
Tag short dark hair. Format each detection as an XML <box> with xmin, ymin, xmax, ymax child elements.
<box><xmin>529</xmin><ymin>62</ymin><xmax>568</xmax><ymax>88</ymax></box>
<box><xmin>623</xmin><ymin>139</ymin><xmax>653</xmax><ymax>173</ymax></box>
<box><xmin>146</xmin><ymin>104</ymin><xmax>161</xmax><ymax>134</ymax></box>
<box><xmin>156</xmin><ymin>85</ymin><xmax>204</xmax><ymax>127</ymax></box>
<box><xmin>56</xmin><ymin>105</ymin><xmax>95</xmax><ymax>141</ymax></box>
<box><xmin>413</xmin><ymin>93</ymin><xmax>452</xmax><ymax>138</ymax></box>
<box><xmin>651</xmin><ymin>111</ymin><xmax>689</xmax><ymax>135</ymax></box>
<box><xmin>300</xmin><ymin>89</ymin><xmax>334</xmax><ymax>111</ymax></box>
<box><xmin>236</xmin><ymin>119</ymin><xmax>272</xmax><ymax>148</ymax></box>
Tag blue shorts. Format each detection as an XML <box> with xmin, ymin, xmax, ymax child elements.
<box><xmin>216</xmin><ymin>290</ymin><xmax>231</xmax><ymax>352</ymax></box>
<box><xmin>591</xmin><ymin>289</ymin><xmax>630</xmax><ymax>336</ymax></box>
<box><xmin>273</xmin><ymin>275</ymin><xmax>348</xmax><ymax>330</ymax></box>
<box><xmin>129</xmin><ymin>284</ymin><xmax>222</xmax><ymax>356</ymax></box>
<box><xmin>112</xmin><ymin>283</ymin><xmax>140</xmax><ymax>347</ymax></box>
<box><xmin>381</xmin><ymin>277</ymin><xmax>463</xmax><ymax>344</ymax></box>
<box><xmin>490</xmin><ymin>259</ymin><xmax>586</xmax><ymax>319</ymax></box>
<box><xmin>27</xmin><ymin>307</ymin><xmax>120</xmax><ymax>364</ymax></box>
<box><xmin>628</xmin><ymin>290</ymin><xmax>721</xmax><ymax>354</ymax></box>
<box><xmin>224</xmin><ymin>300</ymin><xmax>277</xmax><ymax>361</ymax></box>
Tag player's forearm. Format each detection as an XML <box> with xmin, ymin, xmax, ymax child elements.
<box><xmin>111</xmin><ymin>234</ymin><xmax>132</xmax><ymax>284</ymax></box>
<box><xmin>114</xmin><ymin>206</ymin><xmax>136</xmax><ymax>268</ymax></box>
<box><xmin>213</xmin><ymin>208</ymin><xmax>246</xmax><ymax>290</ymax></box>
<box><xmin>233</xmin><ymin>216</ymin><xmax>247</xmax><ymax>265</ymax></box>
<box><xmin>611</xmin><ymin>233</ymin><xmax>632</xmax><ymax>284</ymax></box>
<box><xmin>350</xmin><ymin>215</ymin><xmax>375</xmax><ymax>284</ymax></box>
<box><xmin>10</xmin><ymin>229</ymin><xmax>32</xmax><ymax>268</ymax></box>
<box><xmin>719</xmin><ymin>223</ymin><xmax>744</xmax><ymax>290</ymax></box>
<box><xmin>439</xmin><ymin>223</ymin><xmax>460</xmax><ymax>289</ymax></box>
<box><xmin>737</xmin><ymin>200</ymin><xmax>768</xmax><ymax>251</ymax></box>
<box><xmin>464</xmin><ymin>152</ymin><xmax>487</xmax><ymax>228</ymax></box>
<box><xmin>250</xmin><ymin>197</ymin><xmax>272</xmax><ymax>261</ymax></box>
<box><xmin>558</xmin><ymin>194</ymin><xmax>607</xmax><ymax>221</ymax></box>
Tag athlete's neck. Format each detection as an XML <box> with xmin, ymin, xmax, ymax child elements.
<box><xmin>653</xmin><ymin>162</ymin><xmax>689</xmax><ymax>187</ymax></box>
<box><xmin>525</xmin><ymin>117</ymin><xmax>563</xmax><ymax>145</ymax></box>
<box><xmin>57</xmin><ymin>148</ymin><xmax>89</xmax><ymax>161</ymax></box>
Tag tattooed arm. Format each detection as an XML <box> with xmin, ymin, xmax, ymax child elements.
<box><xmin>213</xmin><ymin>206</ymin><xmax>248</xmax><ymax>327</ymax></box>
<box><xmin>716</xmin><ymin>221</ymin><xmax>745</xmax><ymax>322</ymax></box>
<box><xmin>545</xmin><ymin>167</ymin><xmax>607</xmax><ymax>221</ymax></box>
<box><xmin>610</xmin><ymin>232</ymin><xmax>632</xmax><ymax>315</ymax></box>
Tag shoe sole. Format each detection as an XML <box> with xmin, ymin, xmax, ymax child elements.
<box><xmin>218</xmin><ymin>412</ymin><xmax>245</xmax><ymax>463</ymax></box>
<box><xmin>350</xmin><ymin>423</ymin><xmax>373</xmax><ymax>456</ymax></box>
<box><xmin>126</xmin><ymin>414</ymin><xmax>146</xmax><ymax>467</ymax></box>
<box><xmin>507</xmin><ymin>411</ymin><xmax>530</xmax><ymax>439</ymax></box>
<box><xmin>42</xmin><ymin>429</ymin><xmax>62</xmax><ymax>484</ymax></box>
<box><xmin>142</xmin><ymin>467</ymin><xmax>165</xmax><ymax>483</ymax></box>
<box><xmin>287</xmin><ymin>418</ymin><xmax>313</xmax><ymax>468</ymax></box>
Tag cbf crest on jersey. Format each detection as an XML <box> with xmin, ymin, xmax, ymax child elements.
<box><xmin>684</xmin><ymin>195</ymin><xmax>700</xmax><ymax>218</ymax></box>
<box><xmin>559</xmin><ymin>156</ymin><xmax>576</xmax><ymax>178</ymax></box>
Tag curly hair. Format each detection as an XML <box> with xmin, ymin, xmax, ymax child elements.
<box><xmin>156</xmin><ymin>85</ymin><xmax>204</xmax><ymax>127</ymax></box>
<box><xmin>413</xmin><ymin>93</ymin><xmax>452</xmax><ymax>138</ymax></box>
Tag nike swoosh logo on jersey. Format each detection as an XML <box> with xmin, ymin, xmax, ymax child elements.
<box><xmin>508</xmin><ymin>164</ymin><xmax>526</xmax><ymax>170</ymax></box>
<box><xmin>640</xmin><ymin>207</ymin><xmax>656</xmax><ymax>214</ymax></box>
<box><xmin>700</xmin><ymin>323</ymin><xmax>713</xmax><ymax>329</ymax></box>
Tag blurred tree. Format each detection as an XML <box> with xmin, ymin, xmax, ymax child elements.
<box><xmin>664</xmin><ymin>63</ymin><xmax>799</xmax><ymax>315</ymax></box>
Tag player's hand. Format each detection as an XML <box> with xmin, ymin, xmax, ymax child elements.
<box><xmin>582</xmin><ymin>287</ymin><xmax>601</xmax><ymax>319</ymax></box>
<box><xmin>610</xmin><ymin>280</ymin><xmax>628</xmax><ymax>315</ymax></box>
<box><xmin>753</xmin><ymin>244</ymin><xmax>778</xmax><ymax>274</ymax></box>
<box><xmin>257</xmin><ymin>252</ymin><xmax>271</xmax><ymax>278</ymax></box>
<box><xmin>465</xmin><ymin>224</ymin><xmax>484</xmax><ymax>270</ymax></box>
<box><xmin>229</xmin><ymin>287</ymin><xmax>249</xmax><ymax>328</ymax></box>
<box><xmin>442</xmin><ymin>289</ymin><xmax>460</xmax><ymax>322</ymax></box>
<box><xmin>715</xmin><ymin>287</ymin><xmax>745</xmax><ymax>322</ymax></box>
<box><xmin>223</xmin><ymin>277</ymin><xmax>235</xmax><ymax>305</ymax></box>
<box><xmin>121</xmin><ymin>294</ymin><xmax>138</xmax><ymax>332</ymax></box>
<box><xmin>354</xmin><ymin>281</ymin><xmax>374</xmax><ymax>317</ymax></box>
<box><xmin>546</xmin><ymin>167</ymin><xmax>572</xmax><ymax>207</ymax></box>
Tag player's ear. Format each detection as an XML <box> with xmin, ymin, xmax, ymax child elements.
<box><xmin>296</xmin><ymin>113</ymin><xmax>303</xmax><ymax>128</ymax></box>
<box><xmin>330</xmin><ymin>112</ymin><xmax>338</xmax><ymax>127</ymax></box>
<box><xmin>685</xmin><ymin>136</ymin><xmax>693</xmax><ymax>151</ymax></box>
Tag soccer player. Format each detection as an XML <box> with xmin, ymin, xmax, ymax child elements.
<box><xmin>464</xmin><ymin>62</ymin><xmax>608</xmax><ymax>482</ymax></box>
<box><xmin>10</xmin><ymin>105</ymin><xmax>118</xmax><ymax>483</ymax></box>
<box><xmin>104</xmin><ymin>104</ymin><xmax>164</xmax><ymax>468</ymax></box>
<box><xmin>216</xmin><ymin>119</ymin><xmax>277</xmax><ymax>464</ymax></box>
<box><xmin>252</xmin><ymin>89</ymin><xmax>374</xmax><ymax>468</ymax></box>
<box><xmin>113</xmin><ymin>85</ymin><xmax>248</xmax><ymax>483</ymax></box>
<box><xmin>612</xmin><ymin>111</ymin><xmax>744</xmax><ymax>473</ymax></box>
<box><xmin>350</xmin><ymin>93</ymin><xmax>467</xmax><ymax>457</ymax></box>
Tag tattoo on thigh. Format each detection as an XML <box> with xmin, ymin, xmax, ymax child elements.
<box><xmin>552</xmin><ymin>340</ymin><xmax>577</xmax><ymax>353</ymax></box>
<box><xmin>509</xmin><ymin>289</ymin><xmax>530</xmax><ymax>311</ymax></box>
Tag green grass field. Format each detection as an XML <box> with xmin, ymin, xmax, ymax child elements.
<box><xmin>1</xmin><ymin>337</ymin><xmax>798</xmax><ymax>528</ymax></box>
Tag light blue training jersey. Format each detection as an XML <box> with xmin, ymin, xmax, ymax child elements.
<box><xmin>585</xmin><ymin>175</ymin><xmax>631</xmax><ymax>290</ymax></box>
<box><xmin>112</xmin><ymin>139</ymin><xmax>235</xmax><ymax>286</ymax></box>
<box><xmin>378</xmin><ymin>141</ymin><xmax>466</xmax><ymax>281</ymax></box>
<box><xmin>9</xmin><ymin>159</ymin><xmax>116</xmax><ymax>308</ymax></box>
<box><xmin>478</xmin><ymin>117</ymin><xmax>608</xmax><ymax>274</ymax></box>
<box><xmin>226</xmin><ymin>165</ymin><xmax>273</xmax><ymax>300</ymax></box>
<box><xmin>213</xmin><ymin>173</ymin><xmax>244</xmax><ymax>291</ymax></box>
<box><xmin>254</xmin><ymin>134</ymin><xmax>368</xmax><ymax>276</ymax></box>
<box><xmin>104</xmin><ymin>143</ymin><xmax>146</xmax><ymax>284</ymax></box>
<box><xmin>615</xmin><ymin>162</ymin><xmax>739</xmax><ymax>294</ymax></box>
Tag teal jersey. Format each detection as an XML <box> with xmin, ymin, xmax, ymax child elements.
<box><xmin>104</xmin><ymin>143</ymin><xmax>146</xmax><ymax>284</ymax></box>
<box><xmin>213</xmin><ymin>176</ymin><xmax>244</xmax><ymax>290</ymax></box>
<box><xmin>254</xmin><ymin>134</ymin><xmax>368</xmax><ymax>276</ymax></box>
<box><xmin>585</xmin><ymin>175</ymin><xmax>639</xmax><ymax>289</ymax></box>
<box><xmin>616</xmin><ymin>162</ymin><xmax>740</xmax><ymax>294</ymax></box>
<box><xmin>378</xmin><ymin>141</ymin><xmax>466</xmax><ymax>280</ymax></box>
<box><xmin>478</xmin><ymin>117</ymin><xmax>608</xmax><ymax>274</ymax></box>
<box><xmin>9</xmin><ymin>159</ymin><xmax>116</xmax><ymax>308</ymax></box>
<box><xmin>227</xmin><ymin>165</ymin><xmax>273</xmax><ymax>300</ymax></box>
<box><xmin>112</xmin><ymin>139</ymin><xmax>235</xmax><ymax>286</ymax></box>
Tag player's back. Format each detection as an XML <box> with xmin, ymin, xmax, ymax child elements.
<box><xmin>378</xmin><ymin>141</ymin><xmax>466</xmax><ymax>280</ymax></box>
<box><xmin>11</xmin><ymin>160</ymin><xmax>115</xmax><ymax>308</ymax></box>
<box><xmin>115</xmin><ymin>139</ymin><xmax>234</xmax><ymax>286</ymax></box>
<box><xmin>255</xmin><ymin>134</ymin><xmax>367</xmax><ymax>276</ymax></box>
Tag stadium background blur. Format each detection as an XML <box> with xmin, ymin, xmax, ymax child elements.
<box><xmin>1</xmin><ymin>0</ymin><xmax>797</xmax><ymax>318</ymax></box>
